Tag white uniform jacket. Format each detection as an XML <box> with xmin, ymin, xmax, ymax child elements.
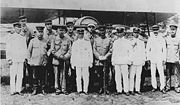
<box><xmin>131</xmin><ymin>38</ymin><xmax>146</xmax><ymax>65</ymax></box>
<box><xmin>146</xmin><ymin>35</ymin><xmax>166</xmax><ymax>63</ymax></box>
<box><xmin>6</xmin><ymin>33</ymin><xmax>28</xmax><ymax>62</ymax></box>
<box><xmin>112</xmin><ymin>37</ymin><xmax>132</xmax><ymax>65</ymax></box>
<box><xmin>71</xmin><ymin>39</ymin><xmax>93</xmax><ymax>68</ymax></box>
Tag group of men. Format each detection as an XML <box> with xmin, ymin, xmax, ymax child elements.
<box><xmin>6</xmin><ymin>15</ymin><xmax>180</xmax><ymax>96</ymax></box>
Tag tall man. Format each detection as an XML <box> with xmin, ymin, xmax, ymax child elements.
<box><xmin>165</xmin><ymin>24</ymin><xmax>180</xmax><ymax>93</ymax></box>
<box><xmin>146</xmin><ymin>25</ymin><xmax>166</xmax><ymax>93</ymax></box>
<box><xmin>64</xmin><ymin>22</ymin><xmax>77</xmax><ymax>93</ymax></box>
<box><xmin>28</xmin><ymin>26</ymin><xmax>48</xmax><ymax>95</ymax></box>
<box><xmin>111</xmin><ymin>27</ymin><xmax>132</xmax><ymax>96</ymax></box>
<box><xmin>6</xmin><ymin>22</ymin><xmax>28</xmax><ymax>95</ymax></box>
<box><xmin>43</xmin><ymin>20</ymin><xmax>56</xmax><ymax>91</ymax></box>
<box><xmin>71</xmin><ymin>25</ymin><xmax>93</xmax><ymax>94</ymax></box>
<box><xmin>19</xmin><ymin>15</ymin><xmax>34</xmax><ymax>92</ymax></box>
<box><xmin>129</xmin><ymin>28</ymin><xmax>146</xmax><ymax>95</ymax></box>
<box><xmin>93</xmin><ymin>25</ymin><xmax>112</xmax><ymax>94</ymax></box>
<box><xmin>50</xmin><ymin>25</ymin><xmax>71</xmax><ymax>95</ymax></box>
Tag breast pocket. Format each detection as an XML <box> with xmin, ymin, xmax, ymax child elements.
<box><xmin>62</xmin><ymin>42</ymin><xmax>68</xmax><ymax>51</ymax></box>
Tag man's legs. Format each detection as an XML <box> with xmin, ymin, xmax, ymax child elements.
<box><xmin>129</xmin><ymin>65</ymin><xmax>136</xmax><ymax>92</ymax></box>
<box><xmin>82</xmin><ymin>67</ymin><xmax>89</xmax><ymax>93</ymax></box>
<box><xmin>151</xmin><ymin>63</ymin><xmax>157</xmax><ymax>89</ymax></box>
<box><xmin>121</xmin><ymin>65</ymin><xmax>129</xmax><ymax>93</ymax></box>
<box><xmin>16</xmin><ymin>62</ymin><xmax>24</xmax><ymax>93</ymax></box>
<box><xmin>157</xmin><ymin>63</ymin><xmax>165</xmax><ymax>90</ymax></box>
<box><xmin>135</xmin><ymin>65</ymin><xmax>143</xmax><ymax>92</ymax></box>
<box><xmin>76</xmin><ymin>67</ymin><xmax>82</xmax><ymax>92</ymax></box>
<box><xmin>114</xmin><ymin>65</ymin><xmax>122</xmax><ymax>93</ymax></box>
<box><xmin>10</xmin><ymin>62</ymin><xmax>17</xmax><ymax>94</ymax></box>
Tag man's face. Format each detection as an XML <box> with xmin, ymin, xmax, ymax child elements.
<box><xmin>99</xmin><ymin>30</ymin><xmax>105</xmax><ymax>37</ymax></box>
<box><xmin>170</xmin><ymin>27</ymin><xmax>177</xmax><ymax>38</ymax></box>
<box><xmin>57</xmin><ymin>28</ymin><xmax>65</xmax><ymax>38</ymax></box>
<box><xmin>37</xmin><ymin>31</ymin><xmax>43</xmax><ymax>40</ymax></box>
<box><xmin>106</xmin><ymin>28</ymin><xmax>112</xmax><ymax>34</ymax></box>
<box><xmin>77</xmin><ymin>29</ymin><xmax>85</xmax><ymax>39</ymax></box>
<box><xmin>19</xmin><ymin>18</ymin><xmax>27</xmax><ymax>27</ymax></box>
<box><xmin>46</xmin><ymin>24</ymin><xmax>52</xmax><ymax>30</ymax></box>
<box><xmin>88</xmin><ymin>26</ymin><xmax>95</xmax><ymax>32</ymax></box>
<box><xmin>67</xmin><ymin>26</ymin><xmax>74</xmax><ymax>33</ymax></box>
<box><xmin>14</xmin><ymin>26</ymin><xmax>21</xmax><ymax>34</ymax></box>
<box><xmin>133</xmin><ymin>32</ymin><xmax>139</xmax><ymax>38</ymax></box>
<box><xmin>153</xmin><ymin>30</ymin><xmax>159</xmax><ymax>36</ymax></box>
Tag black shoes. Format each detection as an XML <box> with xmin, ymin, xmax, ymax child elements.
<box><xmin>135</xmin><ymin>91</ymin><xmax>142</xmax><ymax>95</ymax></box>
<box><xmin>32</xmin><ymin>89</ymin><xmax>38</xmax><ymax>95</ymax></box>
<box><xmin>151</xmin><ymin>88</ymin><xmax>157</xmax><ymax>92</ymax></box>
<box><xmin>115</xmin><ymin>92</ymin><xmax>122</xmax><ymax>95</ymax></box>
<box><xmin>129</xmin><ymin>91</ymin><xmax>135</xmax><ymax>95</ymax></box>
<box><xmin>160</xmin><ymin>88</ymin><xmax>167</xmax><ymax>94</ymax></box>
<box><xmin>124</xmin><ymin>92</ymin><xmax>130</xmax><ymax>96</ymax></box>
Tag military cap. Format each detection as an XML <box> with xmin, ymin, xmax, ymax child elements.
<box><xmin>66</xmin><ymin>22</ymin><xmax>74</xmax><ymax>27</ymax></box>
<box><xmin>36</xmin><ymin>26</ymin><xmax>45</xmax><ymax>32</ymax></box>
<box><xmin>169</xmin><ymin>23</ymin><xmax>178</xmax><ymax>29</ymax></box>
<box><xmin>13</xmin><ymin>22</ymin><xmax>21</xmax><ymax>27</ymax></box>
<box><xmin>87</xmin><ymin>23</ymin><xmax>96</xmax><ymax>28</ymax></box>
<box><xmin>97</xmin><ymin>25</ymin><xmax>106</xmax><ymax>31</ymax></box>
<box><xmin>133</xmin><ymin>27</ymin><xmax>140</xmax><ymax>33</ymax></box>
<box><xmin>74</xmin><ymin>25</ymin><xmax>87</xmax><ymax>30</ymax></box>
<box><xmin>105</xmin><ymin>23</ymin><xmax>113</xmax><ymax>29</ymax></box>
<box><xmin>52</xmin><ymin>25</ymin><xmax>67</xmax><ymax>30</ymax></box>
<box><xmin>19</xmin><ymin>15</ymin><xmax>27</xmax><ymax>20</ymax></box>
<box><xmin>74</xmin><ymin>25</ymin><xmax>86</xmax><ymax>34</ymax></box>
<box><xmin>139</xmin><ymin>23</ymin><xmax>146</xmax><ymax>27</ymax></box>
<box><xmin>45</xmin><ymin>20</ymin><xmax>52</xmax><ymax>25</ymax></box>
<box><xmin>116</xmin><ymin>27</ymin><xmax>124</xmax><ymax>33</ymax></box>
<box><xmin>152</xmin><ymin>25</ymin><xmax>159</xmax><ymax>31</ymax></box>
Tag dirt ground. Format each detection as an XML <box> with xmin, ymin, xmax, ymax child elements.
<box><xmin>1</xmin><ymin>59</ymin><xmax>180</xmax><ymax>105</ymax></box>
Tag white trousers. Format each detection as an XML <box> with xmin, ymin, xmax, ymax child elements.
<box><xmin>76</xmin><ymin>67</ymin><xmax>89</xmax><ymax>93</ymax></box>
<box><xmin>151</xmin><ymin>63</ymin><xmax>165</xmax><ymax>90</ymax></box>
<box><xmin>114</xmin><ymin>64</ymin><xmax>129</xmax><ymax>92</ymax></box>
<box><xmin>10</xmin><ymin>62</ymin><xmax>24</xmax><ymax>94</ymax></box>
<box><xmin>129</xmin><ymin>65</ymin><xmax>142</xmax><ymax>92</ymax></box>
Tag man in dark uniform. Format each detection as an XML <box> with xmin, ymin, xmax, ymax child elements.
<box><xmin>44</xmin><ymin>20</ymin><xmax>56</xmax><ymax>92</ymax></box>
<box><xmin>19</xmin><ymin>15</ymin><xmax>34</xmax><ymax>93</ymax></box>
<box><xmin>64</xmin><ymin>22</ymin><xmax>77</xmax><ymax>93</ymax></box>
<box><xmin>28</xmin><ymin>26</ymin><xmax>48</xmax><ymax>95</ymax></box>
<box><xmin>93</xmin><ymin>25</ymin><xmax>112</xmax><ymax>94</ymax></box>
<box><xmin>50</xmin><ymin>25</ymin><xmax>71</xmax><ymax>95</ymax></box>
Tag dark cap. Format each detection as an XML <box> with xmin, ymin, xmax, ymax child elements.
<box><xmin>133</xmin><ymin>27</ymin><xmax>140</xmax><ymax>33</ymax></box>
<box><xmin>52</xmin><ymin>25</ymin><xmax>67</xmax><ymax>31</ymax></box>
<box><xmin>19</xmin><ymin>15</ymin><xmax>27</xmax><ymax>20</ymax></box>
<box><xmin>36</xmin><ymin>26</ymin><xmax>45</xmax><ymax>32</ymax></box>
<box><xmin>74</xmin><ymin>25</ymin><xmax>87</xmax><ymax>30</ymax></box>
<box><xmin>13</xmin><ymin>22</ymin><xmax>21</xmax><ymax>27</ymax></box>
<box><xmin>152</xmin><ymin>25</ymin><xmax>159</xmax><ymax>31</ymax></box>
<box><xmin>97</xmin><ymin>25</ymin><xmax>106</xmax><ymax>31</ymax></box>
<box><xmin>116</xmin><ymin>27</ymin><xmax>124</xmax><ymax>33</ymax></box>
<box><xmin>45</xmin><ymin>20</ymin><xmax>52</xmax><ymax>25</ymax></box>
<box><xmin>105</xmin><ymin>23</ymin><xmax>113</xmax><ymax>29</ymax></box>
<box><xmin>66</xmin><ymin>22</ymin><xmax>74</xmax><ymax>27</ymax></box>
<box><xmin>169</xmin><ymin>24</ymin><xmax>178</xmax><ymax>29</ymax></box>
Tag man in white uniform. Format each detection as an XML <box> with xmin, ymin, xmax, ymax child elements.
<box><xmin>6</xmin><ymin>22</ymin><xmax>28</xmax><ymax>95</ymax></box>
<box><xmin>146</xmin><ymin>25</ymin><xmax>166</xmax><ymax>94</ymax></box>
<box><xmin>71</xmin><ymin>26</ymin><xmax>93</xmax><ymax>94</ymax></box>
<box><xmin>129</xmin><ymin>28</ymin><xmax>146</xmax><ymax>95</ymax></box>
<box><xmin>112</xmin><ymin>27</ymin><xmax>132</xmax><ymax>96</ymax></box>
